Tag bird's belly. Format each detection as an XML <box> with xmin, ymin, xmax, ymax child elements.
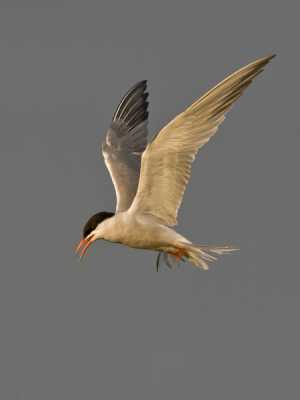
<box><xmin>102</xmin><ymin>214</ymin><xmax>179</xmax><ymax>252</ymax></box>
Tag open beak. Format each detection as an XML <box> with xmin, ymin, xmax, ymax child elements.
<box><xmin>74</xmin><ymin>235</ymin><xmax>95</xmax><ymax>261</ymax></box>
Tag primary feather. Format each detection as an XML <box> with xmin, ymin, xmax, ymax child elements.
<box><xmin>102</xmin><ymin>81</ymin><xmax>149</xmax><ymax>212</ymax></box>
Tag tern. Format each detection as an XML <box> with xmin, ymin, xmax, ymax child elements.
<box><xmin>75</xmin><ymin>55</ymin><xmax>275</xmax><ymax>270</ymax></box>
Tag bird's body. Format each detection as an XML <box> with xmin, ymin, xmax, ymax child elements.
<box><xmin>75</xmin><ymin>55</ymin><xmax>275</xmax><ymax>270</ymax></box>
<box><xmin>93</xmin><ymin>211</ymin><xmax>183</xmax><ymax>252</ymax></box>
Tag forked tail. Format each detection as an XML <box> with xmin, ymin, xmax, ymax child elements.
<box><xmin>180</xmin><ymin>242</ymin><xmax>238</xmax><ymax>270</ymax></box>
<box><xmin>156</xmin><ymin>242</ymin><xmax>239</xmax><ymax>271</ymax></box>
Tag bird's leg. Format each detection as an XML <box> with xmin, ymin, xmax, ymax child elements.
<box><xmin>169</xmin><ymin>247</ymin><xmax>188</xmax><ymax>260</ymax></box>
<box><xmin>174</xmin><ymin>247</ymin><xmax>187</xmax><ymax>256</ymax></box>
<box><xmin>169</xmin><ymin>253</ymin><xmax>184</xmax><ymax>260</ymax></box>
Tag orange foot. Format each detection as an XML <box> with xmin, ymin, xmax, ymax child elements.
<box><xmin>174</xmin><ymin>247</ymin><xmax>187</xmax><ymax>256</ymax></box>
<box><xmin>169</xmin><ymin>247</ymin><xmax>187</xmax><ymax>260</ymax></box>
<box><xmin>169</xmin><ymin>253</ymin><xmax>184</xmax><ymax>260</ymax></box>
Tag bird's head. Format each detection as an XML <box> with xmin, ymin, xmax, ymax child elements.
<box><xmin>74</xmin><ymin>212</ymin><xmax>115</xmax><ymax>261</ymax></box>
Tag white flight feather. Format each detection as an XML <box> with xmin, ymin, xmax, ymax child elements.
<box><xmin>128</xmin><ymin>55</ymin><xmax>275</xmax><ymax>226</ymax></box>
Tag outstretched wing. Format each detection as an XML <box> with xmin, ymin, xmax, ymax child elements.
<box><xmin>102</xmin><ymin>81</ymin><xmax>149</xmax><ymax>213</ymax></box>
<box><xmin>129</xmin><ymin>55</ymin><xmax>275</xmax><ymax>225</ymax></box>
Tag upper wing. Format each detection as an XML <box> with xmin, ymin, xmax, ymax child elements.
<box><xmin>102</xmin><ymin>81</ymin><xmax>149</xmax><ymax>213</ymax></box>
<box><xmin>128</xmin><ymin>55</ymin><xmax>275</xmax><ymax>226</ymax></box>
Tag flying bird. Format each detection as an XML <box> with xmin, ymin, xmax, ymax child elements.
<box><xmin>75</xmin><ymin>55</ymin><xmax>275</xmax><ymax>271</ymax></box>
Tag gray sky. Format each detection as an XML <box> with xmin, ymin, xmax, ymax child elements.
<box><xmin>1</xmin><ymin>0</ymin><xmax>299</xmax><ymax>399</ymax></box>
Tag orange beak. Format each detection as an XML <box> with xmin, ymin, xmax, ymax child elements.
<box><xmin>74</xmin><ymin>235</ymin><xmax>95</xmax><ymax>261</ymax></box>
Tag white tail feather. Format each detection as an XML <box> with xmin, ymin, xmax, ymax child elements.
<box><xmin>156</xmin><ymin>243</ymin><xmax>239</xmax><ymax>271</ymax></box>
<box><xmin>179</xmin><ymin>242</ymin><xmax>239</xmax><ymax>270</ymax></box>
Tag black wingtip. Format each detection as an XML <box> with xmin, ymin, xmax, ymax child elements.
<box><xmin>113</xmin><ymin>80</ymin><xmax>149</xmax><ymax>131</ymax></box>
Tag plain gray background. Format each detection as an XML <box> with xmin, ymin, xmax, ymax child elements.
<box><xmin>1</xmin><ymin>0</ymin><xmax>299</xmax><ymax>399</ymax></box>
